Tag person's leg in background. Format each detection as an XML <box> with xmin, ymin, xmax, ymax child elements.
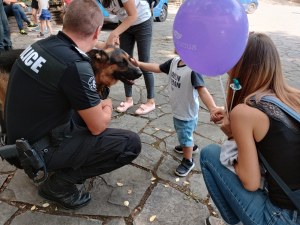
<box><xmin>31</xmin><ymin>0</ymin><xmax>39</xmax><ymax>26</ymax></box>
<box><xmin>116</xmin><ymin>28</ymin><xmax>135</xmax><ymax>113</ymax></box>
<box><xmin>200</xmin><ymin>144</ymin><xmax>298</xmax><ymax>225</ymax></box>
<box><xmin>134</xmin><ymin>18</ymin><xmax>155</xmax><ymax>115</ymax></box>
<box><xmin>6</xmin><ymin>4</ymin><xmax>26</xmax><ymax>34</ymax></box>
<box><xmin>38</xmin><ymin>19</ymin><xmax>46</xmax><ymax>37</ymax></box>
<box><xmin>0</xmin><ymin>0</ymin><xmax>12</xmax><ymax>51</ymax></box>
<box><xmin>13</xmin><ymin>4</ymin><xmax>37</xmax><ymax>27</ymax></box>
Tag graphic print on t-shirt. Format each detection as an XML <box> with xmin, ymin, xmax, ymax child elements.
<box><xmin>170</xmin><ymin>71</ymin><xmax>181</xmax><ymax>90</ymax></box>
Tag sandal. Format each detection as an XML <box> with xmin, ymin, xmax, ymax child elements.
<box><xmin>135</xmin><ymin>103</ymin><xmax>155</xmax><ymax>115</ymax></box>
<box><xmin>116</xmin><ymin>101</ymin><xmax>133</xmax><ymax>113</ymax></box>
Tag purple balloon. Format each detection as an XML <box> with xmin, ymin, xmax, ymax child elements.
<box><xmin>173</xmin><ymin>0</ymin><xmax>249</xmax><ymax>76</ymax></box>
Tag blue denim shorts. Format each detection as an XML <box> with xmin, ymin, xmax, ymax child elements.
<box><xmin>173</xmin><ymin>117</ymin><xmax>198</xmax><ymax>147</ymax></box>
<box><xmin>39</xmin><ymin>9</ymin><xmax>52</xmax><ymax>20</ymax></box>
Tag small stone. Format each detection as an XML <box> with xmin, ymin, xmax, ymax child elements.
<box><xmin>42</xmin><ymin>203</ymin><xmax>50</xmax><ymax>208</ymax></box>
<box><xmin>116</xmin><ymin>182</ymin><xmax>124</xmax><ymax>187</ymax></box>
<box><xmin>149</xmin><ymin>215</ymin><xmax>157</xmax><ymax>222</ymax></box>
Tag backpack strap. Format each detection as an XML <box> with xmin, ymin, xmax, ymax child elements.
<box><xmin>260</xmin><ymin>96</ymin><xmax>300</xmax><ymax>122</ymax></box>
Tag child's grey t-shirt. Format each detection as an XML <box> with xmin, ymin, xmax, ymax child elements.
<box><xmin>159</xmin><ymin>57</ymin><xmax>205</xmax><ymax>121</ymax></box>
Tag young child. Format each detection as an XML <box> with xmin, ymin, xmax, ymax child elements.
<box><xmin>37</xmin><ymin>0</ymin><xmax>53</xmax><ymax>37</ymax></box>
<box><xmin>131</xmin><ymin>54</ymin><xmax>222</xmax><ymax>177</ymax></box>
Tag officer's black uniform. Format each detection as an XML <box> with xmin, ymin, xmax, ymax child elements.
<box><xmin>5</xmin><ymin>31</ymin><xmax>141</xmax><ymax>209</ymax></box>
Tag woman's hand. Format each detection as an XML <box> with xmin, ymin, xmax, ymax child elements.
<box><xmin>106</xmin><ymin>32</ymin><xmax>120</xmax><ymax>47</ymax></box>
<box><xmin>221</xmin><ymin>114</ymin><xmax>233</xmax><ymax>139</ymax></box>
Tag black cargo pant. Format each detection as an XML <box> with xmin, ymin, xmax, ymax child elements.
<box><xmin>42</xmin><ymin>122</ymin><xmax>141</xmax><ymax>183</ymax></box>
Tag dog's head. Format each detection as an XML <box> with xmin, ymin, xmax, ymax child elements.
<box><xmin>87</xmin><ymin>47</ymin><xmax>143</xmax><ymax>87</ymax></box>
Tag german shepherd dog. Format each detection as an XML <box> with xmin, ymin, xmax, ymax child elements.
<box><xmin>0</xmin><ymin>47</ymin><xmax>143</xmax><ymax>136</ymax></box>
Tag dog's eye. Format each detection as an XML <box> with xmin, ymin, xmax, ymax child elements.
<box><xmin>117</xmin><ymin>60</ymin><xmax>128</xmax><ymax>68</ymax></box>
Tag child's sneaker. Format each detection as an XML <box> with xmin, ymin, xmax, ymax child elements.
<box><xmin>19</xmin><ymin>29</ymin><xmax>27</xmax><ymax>35</ymax></box>
<box><xmin>174</xmin><ymin>145</ymin><xmax>199</xmax><ymax>154</ymax></box>
<box><xmin>205</xmin><ymin>216</ymin><xmax>226</xmax><ymax>225</ymax></box>
<box><xmin>27</xmin><ymin>22</ymin><xmax>38</xmax><ymax>27</ymax></box>
<box><xmin>37</xmin><ymin>32</ymin><xmax>45</xmax><ymax>38</ymax></box>
<box><xmin>174</xmin><ymin>158</ymin><xmax>194</xmax><ymax>177</ymax></box>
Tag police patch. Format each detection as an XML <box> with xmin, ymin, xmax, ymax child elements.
<box><xmin>88</xmin><ymin>77</ymin><xmax>97</xmax><ymax>91</ymax></box>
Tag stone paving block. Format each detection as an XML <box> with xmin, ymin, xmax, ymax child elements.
<box><xmin>73</xmin><ymin>178</ymin><xmax>130</xmax><ymax>217</ymax></box>
<box><xmin>0</xmin><ymin>174</ymin><xmax>7</xmax><ymax>187</ymax></box>
<box><xmin>107</xmin><ymin>218</ymin><xmax>126</xmax><ymax>225</ymax></box>
<box><xmin>0</xmin><ymin>160</ymin><xmax>16</xmax><ymax>172</ymax></box>
<box><xmin>134</xmin><ymin>183</ymin><xmax>209</xmax><ymax>225</ymax></box>
<box><xmin>139</xmin><ymin>132</ymin><xmax>157</xmax><ymax>145</ymax></box>
<box><xmin>109</xmin><ymin>114</ymin><xmax>148</xmax><ymax>134</ymax></box>
<box><xmin>152</xmin><ymin>129</ymin><xmax>172</xmax><ymax>140</ymax></box>
<box><xmin>76</xmin><ymin>165</ymin><xmax>152</xmax><ymax>217</ymax></box>
<box><xmin>195</xmin><ymin>123</ymin><xmax>225</xmax><ymax>144</ymax></box>
<box><xmin>10</xmin><ymin>211</ymin><xmax>102</xmax><ymax>225</ymax></box>
<box><xmin>0</xmin><ymin>170</ymin><xmax>43</xmax><ymax>205</ymax></box>
<box><xmin>0</xmin><ymin>201</ymin><xmax>18</xmax><ymax>224</ymax></box>
<box><xmin>189</xmin><ymin>174</ymin><xmax>209</xmax><ymax>201</ymax></box>
<box><xmin>133</xmin><ymin>143</ymin><xmax>162</xmax><ymax>171</ymax></box>
<box><xmin>149</xmin><ymin>114</ymin><xmax>174</xmax><ymax>132</ymax></box>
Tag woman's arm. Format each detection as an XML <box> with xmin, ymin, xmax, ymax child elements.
<box><xmin>230</xmin><ymin>104</ymin><xmax>265</xmax><ymax>191</ymax></box>
<box><xmin>106</xmin><ymin>0</ymin><xmax>138</xmax><ymax>46</ymax></box>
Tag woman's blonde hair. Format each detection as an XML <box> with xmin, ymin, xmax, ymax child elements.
<box><xmin>227</xmin><ymin>32</ymin><xmax>300</xmax><ymax>112</ymax></box>
<box><xmin>63</xmin><ymin>0</ymin><xmax>103</xmax><ymax>38</ymax></box>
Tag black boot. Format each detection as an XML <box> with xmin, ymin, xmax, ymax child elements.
<box><xmin>38</xmin><ymin>174</ymin><xmax>91</xmax><ymax>209</ymax></box>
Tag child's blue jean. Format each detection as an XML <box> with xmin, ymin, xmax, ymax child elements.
<box><xmin>200</xmin><ymin>144</ymin><xmax>300</xmax><ymax>225</ymax></box>
<box><xmin>173</xmin><ymin>117</ymin><xmax>198</xmax><ymax>147</ymax></box>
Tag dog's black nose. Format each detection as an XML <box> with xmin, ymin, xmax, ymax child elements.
<box><xmin>136</xmin><ymin>68</ymin><xmax>143</xmax><ymax>78</ymax></box>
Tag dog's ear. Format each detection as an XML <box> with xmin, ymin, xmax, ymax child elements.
<box><xmin>87</xmin><ymin>49</ymin><xmax>109</xmax><ymax>64</ymax></box>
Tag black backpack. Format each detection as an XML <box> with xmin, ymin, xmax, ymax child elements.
<box><xmin>258</xmin><ymin>96</ymin><xmax>300</xmax><ymax>212</ymax></box>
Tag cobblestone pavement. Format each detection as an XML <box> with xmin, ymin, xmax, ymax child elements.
<box><xmin>1</xmin><ymin>1</ymin><xmax>300</xmax><ymax>225</ymax></box>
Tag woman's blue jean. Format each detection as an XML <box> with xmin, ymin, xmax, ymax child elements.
<box><xmin>200</xmin><ymin>144</ymin><xmax>300</xmax><ymax>225</ymax></box>
<box><xmin>4</xmin><ymin>4</ymin><xmax>30</xmax><ymax>30</ymax></box>
<box><xmin>0</xmin><ymin>0</ymin><xmax>12</xmax><ymax>50</ymax></box>
<box><xmin>120</xmin><ymin>18</ymin><xmax>154</xmax><ymax>99</ymax></box>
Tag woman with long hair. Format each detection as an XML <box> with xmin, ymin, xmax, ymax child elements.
<box><xmin>200</xmin><ymin>32</ymin><xmax>300</xmax><ymax>225</ymax></box>
<box><xmin>97</xmin><ymin>0</ymin><xmax>155</xmax><ymax>115</ymax></box>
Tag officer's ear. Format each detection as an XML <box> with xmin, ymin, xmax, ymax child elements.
<box><xmin>93</xmin><ymin>25</ymin><xmax>102</xmax><ymax>41</ymax></box>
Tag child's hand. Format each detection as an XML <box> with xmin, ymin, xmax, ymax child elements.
<box><xmin>210</xmin><ymin>106</ymin><xmax>225</xmax><ymax>124</ymax></box>
<box><xmin>129</xmin><ymin>57</ymin><xmax>140</xmax><ymax>67</ymax></box>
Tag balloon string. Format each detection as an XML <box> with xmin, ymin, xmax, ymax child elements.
<box><xmin>230</xmin><ymin>91</ymin><xmax>236</xmax><ymax>112</ymax></box>
<box><xmin>219</xmin><ymin>76</ymin><xmax>229</xmax><ymax>118</ymax></box>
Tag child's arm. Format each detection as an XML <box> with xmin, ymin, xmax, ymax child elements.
<box><xmin>197</xmin><ymin>86</ymin><xmax>224</xmax><ymax>122</ymax></box>
<box><xmin>130</xmin><ymin>58</ymin><xmax>162</xmax><ymax>73</ymax></box>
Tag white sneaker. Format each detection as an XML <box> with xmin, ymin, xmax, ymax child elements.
<box><xmin>205</xmin><ymin>216</ymin><xmax>226</xmax><ymax>225</ymax></box>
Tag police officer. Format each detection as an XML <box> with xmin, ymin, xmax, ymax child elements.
<box><xmin>5</xmin><ymin>0</ymin><xmax>141</xmax><ymax>209</ymax></box>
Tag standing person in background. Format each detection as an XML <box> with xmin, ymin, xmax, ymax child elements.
<box><xmin>37</xmin><ymin>0</ymin><xmax>53</xmax><ymax>37</ymax></box>
<box><xmin>200</xmin><ymin>32</ymin><xmax>300</xmax><ymax>225</ymax></box>
<box><xmin>97</xmin><ymin>0</ymin><xmax>155</xmax><ymax>115</ymax></box>
<box><xmin>131</xmin><ymin>54</ymin><xmax>223</xmax><ymax>176</ymax></box>
<box><xmin>31</xmin><ymin>0</ymin><xmax>39</xmax><ymax>27</ymax></box>
<box><xmin>0</xmin><ymin>0</ymin><xmax>12</xmax><ymax>53</ymax></box>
